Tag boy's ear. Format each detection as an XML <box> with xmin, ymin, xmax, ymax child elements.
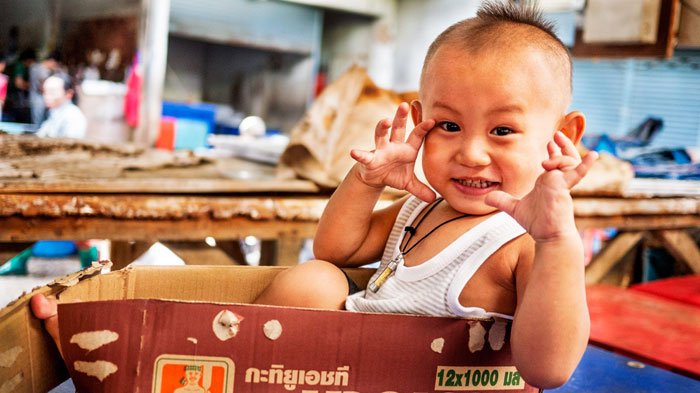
<box><xmin>410</xmin><ymin>100</ymin><xmax>423</xmax><ymax>126</ymax></box>
<box><xmin>558</xmin><ymin>111</ymin><xmax>586</xmax><ymax>145</ymax></box>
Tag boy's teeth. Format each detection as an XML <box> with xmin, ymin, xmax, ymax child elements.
<box><xmin>455</xmin><ymin>179</ymin><xmax>493</xmax><ymax>188</ymax></box>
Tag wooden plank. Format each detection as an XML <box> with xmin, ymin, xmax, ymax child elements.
<box><xmin>110</xmin><ymin>241</ymin><xmax>153</xmax><ymax>270</ymax></box>
<box><xmin>276</xmin><ymin>234</ymin><xmax>305</xmax><ymax>266</ymax></box>
<box><xmin>586</xmin><ymin>232</ymin><xmax>644</xmax><ymax>284</ymax></box>
<box><xmin>161</xmin><ymin>241</ymin><xmax>240</xmax><ymax>266</ymax></box>
<box><xmin>0</xmin><ymin>177</ymin><xmax>320</xmax><ymax>194</ymax></box>
<box><xmin>572</xmin><ymin>0</ymin><xmax>679</xmax><ymax>59</ymax></box>
<box><xmin>631</xmin><ymin>275</ymin><xmax>700</xmax><ymax>308</ymax></box>
<box><xmin>655</xmin><ymin>230</ymin><xmax>700</xmax><ymax>273</ymax></box>
<box><xmin>574</xmin><ymin>197</ymin><xmax>699</xmax><ymax>217</ymax></box>
<box><xmin>258</xmin><ymin>236</ymin><xmax>304</xmax><ymax>266</ymax></box>
<box><xmin>575</xmin><ymin>215</ymin><xmax>700</xmax><ymax>231</ymax></box>
<box><xmin>0</xmin><ymin>194</ymin><xmax>330</xmax><ymax>221</ymax></box>
<box><xmin>0</xmin><ymin>217</ymin><xmax>318</xmax><ymax>242</ymax></box>
<box><xmin>586</xmin><ymin>284</ymin><xmax>700</xmax><ymax>378</ymax></box>
<box><xmin>622</xmin><ymin>178</ymin><xmax>700</xmax><ymax>198</ymax></box>
<box><xmin>214</xmin><ymin>240</ymin><xmax>247</xmax><ymax>265</ymax></box>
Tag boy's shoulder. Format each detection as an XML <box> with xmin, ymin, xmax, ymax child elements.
<box><xmin>489</xmin><ymin>232</ymin><xmax>535</xmax><ymax>276</ymax></box>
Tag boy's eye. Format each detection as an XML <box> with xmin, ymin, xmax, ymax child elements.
<box><xmin>491</xmin><ymin>127</ymin><xmax>514</xmax><ymax>136</ymax></box>
<box><xmin>437</xmin><ymin>121</ymin><xmax>461</xmax><ymax>132</ymax></box>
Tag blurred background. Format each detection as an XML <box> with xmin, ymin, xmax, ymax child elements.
<box><xmin>1</xmin><ymin>1</ymin><xmax>700</xmax><ymax>391</ymax></box>
<box><xmin>0</xmin><ymin>0</ymin><xmax>697</xmax><ymax>148</ymax></box>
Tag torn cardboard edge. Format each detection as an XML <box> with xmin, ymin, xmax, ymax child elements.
<box><xmin>0</xmin><ymin>263</ymin><xmax>367</xmax><ymax>393</ymax></box>
<box><xmin>0</xmin><ymin>260</ymin><xmax>111</xmax><ymax>393</ymax></box>
<box><xmin>1</xmin><ymin>263</ymin><xmax>536</xmax><ymax>393</ymax></box>
<box><xmin>0</xmin><ymin>260</ymin><xmax>111</xmax><ymax>316</ymax></box>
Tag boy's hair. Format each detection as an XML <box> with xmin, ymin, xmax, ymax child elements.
<box><xmin>421</xmin><ymin>0</ymin><xmax>572</xmax><ymax>96</ymax></box>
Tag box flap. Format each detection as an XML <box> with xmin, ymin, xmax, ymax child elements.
<box><xmin>0</xmin><ymin>261</ymin><xmax>110</xmax><ymax>393</ymax></box>
<box><xmin>0</xmin><ymin>264</ymin><xmax>375</xmax><ymax>392</ymax></box>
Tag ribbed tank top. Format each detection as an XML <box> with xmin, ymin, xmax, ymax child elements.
<box><xmin>345</xmin><ymin>196</ymin><xmax>526</xmax><ymax>320</ymax></box>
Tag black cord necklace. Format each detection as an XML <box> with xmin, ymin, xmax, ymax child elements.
<box><xmin>368</xmin><ymin>198</ymin><xmax>469</xmax><ymax>293</ymax></box>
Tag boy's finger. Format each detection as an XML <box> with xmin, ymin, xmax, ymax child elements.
<box><xmin>565</xmin><ymin>151</ymin><xmax>599</xmax><ymax>188</ymax></box>
<box><xmin>374</xmin><ymin>119</ymin><xmax>391</xmax><ymax>149</ymax></box>
<box><xmin>484</xmin><ymin>190</ymin><xmax>519</xmax><ymax>217</ymax></box>
<box><xmin>555</xmin><ymin>131</ymin><xmax>580</xmax><ymax>159</ymax></box>
<box><xmin>542</xmin><ymin>156</ymin><xmax>579</xmax><ymax>171</ymax></box>
<box><xmin>30</xmin><ymin>294</ymin><xmax>62</xmax><ymax>355</ymax></box>
<box><xmin>350</xmin><ymin>149</ymin><xmax>374</xmax><ymax>165</ymax></box>
<box><xmin>406</xmin><ymin>177</ymin><xmax>437</xmax><ymax>203</ymax></box>
<box><xmin>405</xmin><ymin>119</ymin><xmax>435</xmax><ymax>150</ymax></box>
<box><xmin>31</xmin><ymin>293</ymin><xmax>57</xmax><ymax>319</ymax></box>
<box><xmin>389</xmin><ymin>102</ymin><xmax>409</xmax><ymax>142</ymax></box>
<box><xmin>547</xmin><ymin>140</ymin><xmax>561</xmax><ymax>158</ymax></box>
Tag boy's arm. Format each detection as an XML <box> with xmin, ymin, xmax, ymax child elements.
<box><xmin>510</xmin><ymin>232</ymin><xmax>589</xmax><ymax>388</ymax></box>
<box><xmin>313</xmin><ymin>103</ymin><xmax>435</xmax><ymax>266</ymax></box>
<box><xmin>313</xmin><ymin>165</ymin><xmax>407</xmax><ymax>266</ymax></box>
<box><xmin>485</xmin><ymin>133</ymin><xmax>597</xmax><ymax>388</ymax></box>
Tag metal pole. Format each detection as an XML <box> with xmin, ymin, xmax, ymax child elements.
<box><xmin>135</xmin><ymin>0</ymin><xmax>170</xmax><ymax>145</ymax></box>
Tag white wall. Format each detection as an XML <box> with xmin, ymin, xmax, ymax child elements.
<box><xmin>320</xmin><ymin>0</ymin><xmax>397</xmax><ymax>89</ymax></box>
<box><xmin>393</xmin><ymin>0</ymin><xmax>481</xmax><ymax>92</ymax></box>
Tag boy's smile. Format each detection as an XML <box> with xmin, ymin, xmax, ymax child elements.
<box><xmin>414</xmin><ymin>42</ymin><xmax>576</xmax><ymax>215</ymax></box>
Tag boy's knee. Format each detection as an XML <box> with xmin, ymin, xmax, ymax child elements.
<box><xmin>257</xmin><ymin>260</ymin><xmax>349</xmax><ymax>309</ymax></box>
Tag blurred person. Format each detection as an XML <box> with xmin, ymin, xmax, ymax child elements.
<box><xmin>29</xmin><ymin>50</ymin><xmax>63</xmax><ymax>125</ymax></box>
<box><xmin>3</xmin><ymin>48</ymin><xmax>35</xmax><ymax>122</ymax></box>
<box><xmin>0</xmin><ymin>54</ymin><xmax>8</xmax><ymax>119</ymax></box>
<box><xmin>6</xmin><ymin>26</ymin><xmax>20</xmax><ymax>64</ymax></box>
<box><xmin>36</xmin><ymin>74</ymin><xmax>86</xmax><ymax>139</ymax></box>
<box><xmin>84</xmin><ymin>49</ymin><xmax>104</xmax><ymax>81</ymax></box>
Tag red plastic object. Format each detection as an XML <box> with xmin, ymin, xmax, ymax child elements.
<box><xmin>156</xmin><ymin>117</ymin><xmax>176</xmax><ymax>150</ymax></box>
<box><xmin>587</xmin><ymin>284</ymin><xmax>700</xmax><ymax>378</ymax></box>
<box><xmin>630</xmin><ymin>275</ymin><xmax>700</xmax><ymax>308</ymax></box>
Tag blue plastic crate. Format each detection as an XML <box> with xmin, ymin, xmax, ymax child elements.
<box><xmin>174</xmin><ymin>118</ymin><xmax>209</xmax><ymax>150</ymax></box>
<box><xmin>162</xmin><ymin>101</ymin><xmax>217</xmax><ymax>135</ymax></box>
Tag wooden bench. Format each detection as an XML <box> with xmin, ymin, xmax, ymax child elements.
<box><xmin>586</xmin><ymin>284</ymin><xmax>700</xmax><ymax>378</ymax></box>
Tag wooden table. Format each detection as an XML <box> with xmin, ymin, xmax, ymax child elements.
<box><xmin>585</xmin><ymin>284</ymin><xmax>700</xmax><ymax>379</ymax></box>
<box><xmin>1</xmin><ymin>159</ymin><xmax>698</xmax><ymax>270</ymax></box>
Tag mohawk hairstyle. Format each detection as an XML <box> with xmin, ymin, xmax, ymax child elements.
<box><xmin>477</xmin><ymin>1</ymin><xmax>557</xmax><ymax>38</ymax></box>
<box><xmin>421</xmin><ymin>0</ymin><xmax>572</xmax><ymax>94</ymax></box>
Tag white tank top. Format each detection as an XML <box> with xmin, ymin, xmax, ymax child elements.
<box><xmin>345</xmin><ymin>196</ymin><xmax>526</xmax><ymax>320</ymax></box>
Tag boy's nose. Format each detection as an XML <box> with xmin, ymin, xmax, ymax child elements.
<box><xmin>456</xmin><ymin>137</ymin><xmax>491</xmax><ymax>167</ymax></box>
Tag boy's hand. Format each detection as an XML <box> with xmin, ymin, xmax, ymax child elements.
<box><xmin>31</xmin><ymin>294</ymin><xmax>63</xmax><ymax>356</ymax></box>
<box><xmin>350</xmin><ymin>102</ymin><xmax>436</xmax><ymax>202</ymax></box>
<box><xmin>485</xmin><ymin>131</ymin><xmax>599</xmax><ymax>242</ymax></box>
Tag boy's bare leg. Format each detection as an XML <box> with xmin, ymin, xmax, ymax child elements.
<box><xmin>254</xmin><ymin>260</ymin><xmax>349</xmax><ymax>310</ymax></box>
<box><xmin>30</xmin><ymin>294</ymin><xmax>62</xmax><ymax>355</ymax></box>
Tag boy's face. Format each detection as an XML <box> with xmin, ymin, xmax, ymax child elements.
<box><xmin>416</xmin><ymin>44</ymin><xmax>574</xmax><ymax>215</ymax></box>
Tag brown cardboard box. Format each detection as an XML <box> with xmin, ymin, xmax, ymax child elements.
<box><xmin>1</xmin><ymin>264</ymin><xmax>537</xmax><ymax>393</ymax></box>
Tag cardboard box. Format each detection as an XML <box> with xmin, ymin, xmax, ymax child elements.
<box><xmin>1</xmin><ymin>264</ymin><xmax>537</xmax><ymax>393</ymax></box>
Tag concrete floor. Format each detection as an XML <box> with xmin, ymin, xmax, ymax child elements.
<box><xmin>0</xmin><ymin>242</ymin><xmax>186</xmax><ymax>308</ymax></box>
<box><xmin>0</xmin><ymin>257</ymin><xmax>83</xmax><ymax>308</ymax></box>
